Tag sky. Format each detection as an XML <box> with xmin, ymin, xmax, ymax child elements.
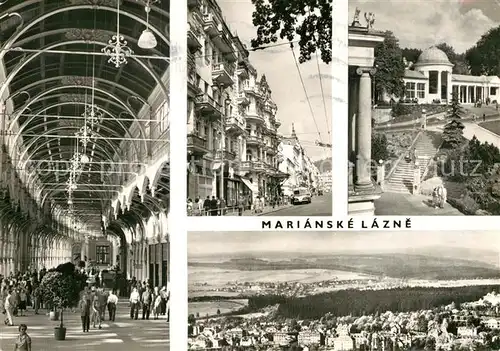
<box><xmin>348</xmin><ymin>0</ymin><xmax>500</xmax><ymax>53</ymax></box>
<box><xmin>188</xmin><ymin>231</ymin><xmax>500</xmax><ymax>257</ymax></box>
<box><xmin>217</xmin><ymin>0</ymin><xmax>332</xmax><ymax>161</ymax></box>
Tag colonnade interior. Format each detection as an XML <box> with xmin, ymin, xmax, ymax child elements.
<box><xmin>0</xmin><ymin>0</ymin><xmax>170</xmax><ymax>285</ymax></box>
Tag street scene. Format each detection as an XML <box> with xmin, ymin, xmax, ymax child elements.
<box><xmin>0</xmin><ymin>0</ymin><xmax>170</xmax><ymax>350</ymax></box>
<box><xmin>348</xmin><ymin>0</ymin><xmax>500</xmax><ymax>216</ymax></box>
<box><xmin>188</xmin><ymin>231</ymin><xmax>500</xmax><ymax>351</ymax></box>
<box><xmin>186</xmin><ymin>0</ymin><xmax>332</xmax><ymax>216</ymax></box>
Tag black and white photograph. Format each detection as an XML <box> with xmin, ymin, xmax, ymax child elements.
<box><xmin>348</xmin><ymin>0</ymin><xmax>500</xmax><ymax>216</ymax></box>
<box><xmin>189</xmin><ymin>230</ymin><xmax>500</xmax><ymax>350</ymax></box>
<box><xmin>0</xmin><ymin>0</ymin><xmax>170</xmax><ymax>349</ymax></box>
<box><xmin>186</xmin><ymin>0</ymin><xmax>333</xmax><ymax>217</ymax></box>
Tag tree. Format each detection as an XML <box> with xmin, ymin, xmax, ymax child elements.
<box><xmin>372</xmin><ymin>133</ymin><xmax>389</xmax><ymax>163</ymax></box>
<box><xmin>38</xmin><ymin>266</ymin><xmax>83</xmax><ymax>329</ymax></box>
<box><xmin>250</xmin><ymin>0</ymin><xmax>332</xmax><ymax>64</ymax></box>
<box><xmin>188</xmin><ymin>314</ymin><xmax>196</xmax><ymax>324</ymax></box>
<box><xmin>465</xmin><ymin>26</ymin><xmax>500</xmax><ymax>76</ymax></box>
<box><xmin>374</xmin><ymin>31</ymin><xmax>406</xmax><ymax>102</ymax></box>
<box><xmin>435</xmin><ymin>43</ymin><xmax>469</xmax><ymax>75</ymax></box>
<box><xmin>442</xmin><ymin>91</ymin><xmax>466</xmax><ymax>148</ymax></box>
<box><xmin>402</xmin><ymin>48</ymin><xmax>422</xmax><ymax>64</ymax></box>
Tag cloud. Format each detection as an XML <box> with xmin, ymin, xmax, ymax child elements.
<box><xmin>349</xmin><ymin>0</ymin><xmax>498</xmax><ymax>53</ymax></box>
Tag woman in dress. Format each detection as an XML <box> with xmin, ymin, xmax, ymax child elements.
<box><xmin>18</xmin><ymin>288</ymin><xmax>27</xmax><ymax>316</ymax></box>
<box><xmin>152</xmin><ymin>287</ymin><xmax>161</xmax><ymax>320</ymax></box>
<box><xmin>14</xmin><ymin>323</ymin><xmax>31</xmax><ymax>351</ymax></box>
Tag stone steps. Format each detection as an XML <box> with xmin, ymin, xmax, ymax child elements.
<box><xmin>383</xmin><ymin>132</ymin><xmax>439</xmax><ymax>194</ymax></box>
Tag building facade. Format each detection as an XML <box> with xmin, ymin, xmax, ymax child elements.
<box><xmin>403</xmin><ymin>46</ymin><xmax>500</xmax><ymax>104</ymax></box>
<box><xmin>278</xmin><ymin>125</ymin><xmax>321</xmax><ymax>196</ymax></box>
<box><xmin>187</xmin><ymin>0</ymin><xmax>285</xmax><ymax>206</ymax></box>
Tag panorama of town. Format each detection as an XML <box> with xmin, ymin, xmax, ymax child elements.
<box><xmin>187</xmin><ymin>231</ymin><xmax>500</xmax><ymax>351</ymax></box>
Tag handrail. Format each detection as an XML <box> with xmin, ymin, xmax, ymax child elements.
<box><xmin>385</xmin><ymin>130</ymin><xmax>422</xmax><ymax>181</ymax></box>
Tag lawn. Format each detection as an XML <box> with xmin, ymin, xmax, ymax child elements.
<box><xmin>479</xmin><ymin>120</ymin><xmax>500</xmax><ymax>136</ymax></box>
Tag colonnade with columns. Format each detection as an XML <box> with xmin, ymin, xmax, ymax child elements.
<box><xmin>0</xmin><ymin>229</ymin><xmax>72</xmax><ymax>276</ymax></box>
<box><xmin>453</xmin><ymin>84</ymin><xmax>491</xmax><ymax>104</ymax></box>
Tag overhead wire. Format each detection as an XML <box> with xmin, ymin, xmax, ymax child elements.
<box><xmin>289</xmin><ymin>42</ymin><xmax>322</xmax><ymax>143</ymax></box>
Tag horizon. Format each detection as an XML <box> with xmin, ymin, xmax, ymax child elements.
<box><xmin>188</xmin><ymin>231</ymin><xmax>500</xmax><ymax>257</ymax></box>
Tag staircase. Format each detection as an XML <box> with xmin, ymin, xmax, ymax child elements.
<box><xmin>383</xmin><ymin>132</ymin><xmax>440</xmax><ymax>194</ymax></box>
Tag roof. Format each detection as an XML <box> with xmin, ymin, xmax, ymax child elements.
<box><xmin>415</xmin><ymin>46</ymin><xmax>452</xmax><ymax>66</ymax></box>
<box><xmin>0</xmin><ymin>0</ymin><xmax>169</xmax><ymax>234</ymax></box>
<box><xmin>404</xmin><ymin>69</ymin><xmax>427</xmax><ymax>80</ymax></box>
<box><xmin>452</xmin><ymin>74</ymin><xmax>496</xmax><ymax>83</ymax></box>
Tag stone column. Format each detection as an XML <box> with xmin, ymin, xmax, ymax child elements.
<box><xmin>355</xmin><ymin>67</ymin><xmax>376</xmax><ymax>189</ymax></box>
<box><xmin>348</xmin><ymin>67</ymin><xmax>359</xmax><ymax>160</ymax></box>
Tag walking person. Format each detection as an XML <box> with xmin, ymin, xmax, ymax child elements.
<box><xmin>14</xmin><ymin>324</ymin><xmax>31</xmax><ymax>351</ymax></box>
<box><xmin>18</xmin><ymin>288</ymin><xmax>26</xmax><ymax>316</ymax></box>
<box><xmin>202</xmin><ymin>196</ymin><xmax>210</xmax><ymax>216</ymax></box>
<box><xmin>141</xmin><ymin>287</ymin><xmax>152</xmax><ymax>320</ymax></box>
<box><xmin>209</xmin><ymin>196</ymin><xmax>218</xmax><ymax>216</ymax></box>
<box><xmin>159</xmin><ymin>286</ymin><xmax>167</xmax><ymax>316</ymax></box>
<box><xmin>98</xmin><ymin>288</ymin><xmax>108</xmax><ymax>321</ymax></box>
<box><xmin>129</xmin><ymin>287</ymin><xmax>140</xmax><ymax>320</ymax></box>
<box><xmin>4</xmin><ymin>289</ymin><xmax>14</xmax><ymax>326</ymax></box>
<box><xmin>91</xmin><ymin>294</ymin><xmax>102</xmax><ymax>329</ymax></box>
<box><xmin>483</xmin><ymin>113</ymin><xmax>486</xmax><ymax>122</ymax></box>
<box><xmin>107</xmin><ymin>290</ymin><xmax>118</xmax><ymax>322</ymax></box>
<box><xmin>439</xmin><ymin>184</ymin><xmax>447</xmax><ymax>209</ymax></box>
<box><xmin>432</xmin><ymin>186</ymin><xmax>439</xmax><ymax>209</ymax></box>
<box><xmin>79</xmin><ymin>294</ymin><xmax>90</xmax><ymax>333</ymax></box>
<box><xmin>153</xmin><ymin>288</ymin><xmax>161</xmax><ymax>320</ymax></box>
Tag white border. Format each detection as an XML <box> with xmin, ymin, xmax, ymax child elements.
<box><xmin>169</xmin><ymin>0</ymin><xmax>188</xmax><ymax>348</ymax></box>
<box><xmin>186</xmin><ymin>216</ymin><xmax>500</xmax><ymax>232</ymax></box>
<box><xmin>331</xmin><ymin>0</ymin><xmax>348</xmax><ymax>215</ymax></box>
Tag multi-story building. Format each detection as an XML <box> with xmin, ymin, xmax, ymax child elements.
<box><xmin>320</xmin><ymin>171</ymin><xmax>332</xmax><ymax>191</ymax></box>
<box><xmin>278</xmin><ymin>124</ymin><xmax>322</xmax><ymax>195</ymax></box>
<box><xmin>187</xmin><ymin>0</ymin><xmax>284</xmax><ymax>206</ymax></box>
<box><xmin>298</xmin><ymin>330</ymin><xmax>321</xmax><ymax>346</ymax></box>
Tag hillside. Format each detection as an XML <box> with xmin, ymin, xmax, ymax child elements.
<box><xmin>189</xmin><ymin>253</ymin><xmax>500</xmax><ymax>280</ymax></box>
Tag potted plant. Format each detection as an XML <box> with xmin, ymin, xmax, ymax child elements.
<box><xmin>38</xmin><ymin>263</ymin><xmax>84</xmax><ymax>341</ymax></box>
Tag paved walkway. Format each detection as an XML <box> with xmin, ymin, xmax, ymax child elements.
<box><xmin>0</xmin><ymin>301</ymin><xmax>169</xmax><ymax>351</ymax></box>
<box><xmin>374</xmin><ymin>193</ymin><xmax>464</xmax><ymax>216</ymax></box>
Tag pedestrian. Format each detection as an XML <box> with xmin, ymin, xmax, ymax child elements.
<box><xmin>4</xmin><ymin>288</ymin><xmax>14</xmax><ymax>326</ymax></box>
<box><xmin>79</xmin><ymin>294</ymin><xmax>90</xmax><ymax>333</ymax></box>
<box><xmin>141</xmin><ymin>287</ymin><xmax>151</xmax><ymax>320</ymax></box>
<box><xmin>439</xmin><ymin>184</ymin><xmax>447</xmax><ymax>209</ymax></box>
<box><xmin>202</xmin><ymin>196</ymin><xmax>210</xmax><ymax>216</ymax></box>
<box><xmin>483</xmin><ymin>113</ymin><xmax>486</xmax><ymax>122</ymax></box>
<box><xmin>18</xmin><ymin>288</ymin><xmax>26</xmax><ymax>316</ymax></box>
<box><xmin>14</xmin><ymin>324</ymin><xmax>31</xmax><ymax>351</ymax></box>
<box><xmin>187</xmin><ymin>198</ymin><xmax>193</xmax><ymax>215</ymax></box>
<box><xmin>159</xmin><ymin>286</ymin><xmax>167</xmax><ymax>315</ymax></box>
<box><xmin>219</xmin><ymin>198</ymin><xmax>226</xmax><ymax>216</ymax></box>
<box><xmin>209</xmin><ymin>196</ymin><xmax>218</xmax><ymax>216</ymax></box>
<box><xmin>432</xmin><ymin>186</ymin><xmax>439</xmax><ymax>209</ymax></box>
<box><xmin>91</xmin><ymin>294</ymin><xmax>101</xmax><ymax>329</ymax></box>
<box><xmin>98</xmin><ymin>288</ymin><xmax>108</xmax><ymax>321</ymax></box>
<box><xmin>153</xmin><ymin>288</ymin><xmax>161</xmax><ymax>320</ymax></box>
<box><xmin>107</xmin><ymin>290</ymin><xmax>118</xmax><ymax>322</ymax></box>
<box><xmin>129</xmin><ymin>287</ymin><xmax>140</xmax><ymax>320</ymax></box>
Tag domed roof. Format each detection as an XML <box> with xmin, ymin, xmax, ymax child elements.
<box><xmin>416</xmin><ymin>46</ymin><xmax>452</xmax><ymax>65</ymax></box>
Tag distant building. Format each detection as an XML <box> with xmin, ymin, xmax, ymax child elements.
<box><xmin>298</xmin><ymin>330</ymin><xmax>321</xmax><ymax>346</ymax></box>
<box><xmin>333</xmin><ymin>325</ymin><xmax>354</xmax><ymax>351</ymax></box>
<box><xmin>457</xmin><ymin>326</ymin><xmax>478</xmax><ymax>338</ymax></box>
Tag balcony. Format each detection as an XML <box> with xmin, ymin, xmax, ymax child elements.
<box><xmin>237</xmin><ymin>62</ymin><xmax>249</xmax><ymax>80</ymax></box>
<box><xmin>243</xmin><ymin>84</ymin><xmax>263</xmax><ymax>97</ymax></box>
<box><xmin>266</xmin><ymin>144</ymin><xmax>277</xmax><ymax>155</ymax></box>
<box><xmin>194</xmin><ymin>94</ymin><xmax>222</xmax><ymax>120</ymax></box>
<box><xmin>215</xmin><ymin>149</ymin><xmax>237</xmax><ymax>161</ymax></box>
<box><xmin>187</xmin><ymin>23</ymin><xmax>202</xmax><ymax>53</ymax></box>
<box><xmin>236</xmin><ymin>91</ymin><xmax>249</xmax><ymax>106</ymax></box>
<box><xmin>212</xmin><ymin>30</ymin><xmax>235</xmax><ymax>60</ymax></box>
<box><xmin>246</xmin><ymin>134</ymin><xmax>263</xmax><ymax>145</ymax></box>
<box><xmin>239</xmin><ymin>161</ymin><xmax>253</xmax><ymax>173</ymax></box>
<box><xmin>253</xmin><ymin>161</ymin><xmax>266</xmax><ymax>173</ymax></box>
<box><xmin>187</xmin><ymin>133</ymin><xmax>210</xmax><ymax>156</ymax></box>
<box><xmin>212</xmin><ymin>62</ymin><xmax>234</xmax><ymax>87</ymax></box>
<box><xmin>225</xmin><ymin>115</ymin><xmax>245</xmax><ymax>135</ymax></box>
<box><xmin>245</xmin><ymin>110</ymin><xmax>264</xmax><ymax>124</ymax></box>
<box><xmin>203</xmin><ymin>13</ymin><xmax>219</xmax><ymax>37</ymax></box>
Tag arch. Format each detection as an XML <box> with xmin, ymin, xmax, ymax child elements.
<box><xmin>0</xmin><ymin>39</ymin><xmax>168</xmax><ymax>109</ymax></box>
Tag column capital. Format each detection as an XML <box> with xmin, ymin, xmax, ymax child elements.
<box><xmin>356</xmin><ymin>67</ymin><xmax>377</xmax><ymax>76</ymax></box>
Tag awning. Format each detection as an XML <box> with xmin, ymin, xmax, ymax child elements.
<box><xmin>240</xmin><ymin>177</ymin><xmax>255</xmax><ymax>194</ymax></box>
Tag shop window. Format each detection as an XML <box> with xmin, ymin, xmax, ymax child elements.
<box><xmin>96</xmin><ymin>245</ymin><xmax>110</xmax><ymax>264</ymax></box>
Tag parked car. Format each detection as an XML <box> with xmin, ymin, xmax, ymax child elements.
<box><xmin>291</xmin><ymin>187</ymin><xmax>312</xmax><ymax>205</ymax></box>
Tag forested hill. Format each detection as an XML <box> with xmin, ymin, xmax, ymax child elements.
<box><xmin>189</xmin><ymin>254</ymin><xmax>500</xmax><ymax>280</ymax></box>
